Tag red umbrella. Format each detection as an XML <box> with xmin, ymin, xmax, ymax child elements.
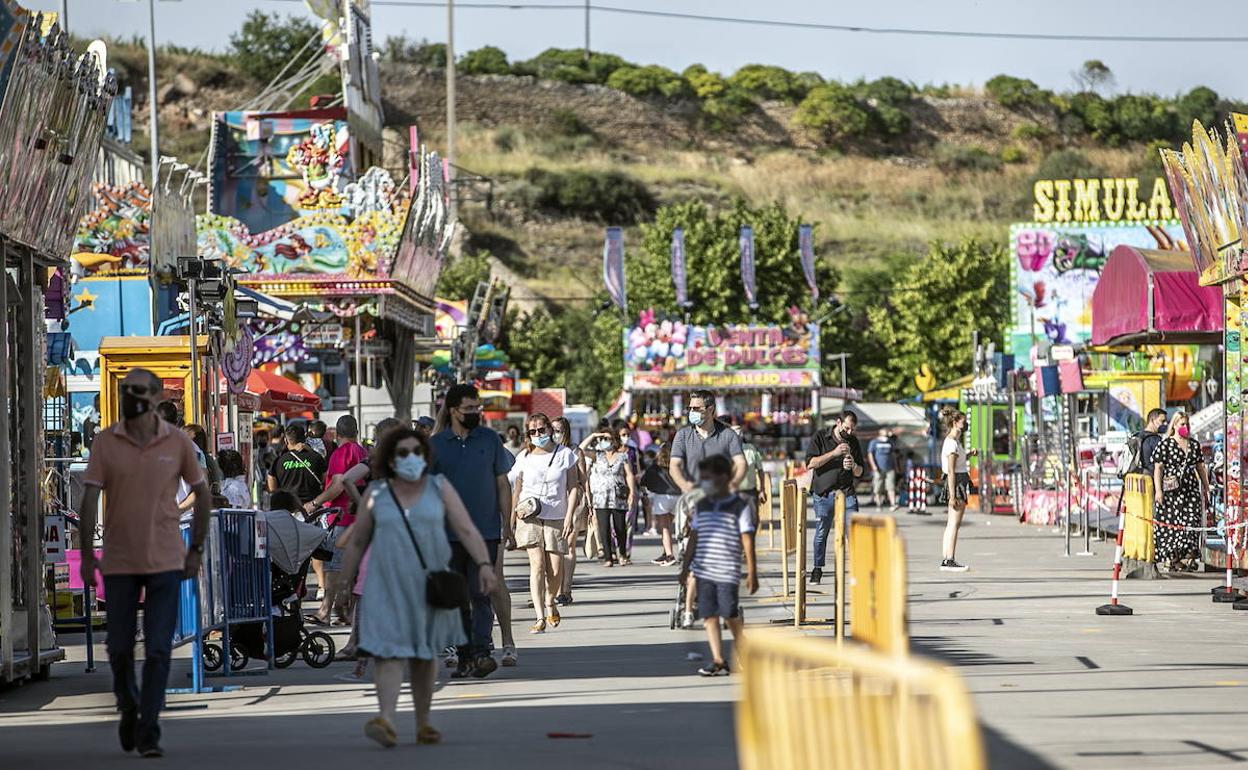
<box><xmin>246</xmin><ymin>369</ymin><xmax>321</xmax><ymax>414</ymax></box>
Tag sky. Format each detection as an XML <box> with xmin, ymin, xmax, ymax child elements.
<box><xmin>24</xmin><ymin>0</ymin><xmax>1248</xmax><ymax>99</ymax></box>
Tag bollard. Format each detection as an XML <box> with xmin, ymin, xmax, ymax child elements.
<box><xmin>833</xmin><ymin>491</ymin><xmax>847</xmax><ymax>646</ymax></box>
<box><xmin>1095</xmin><ymin>482</ymin><xmax>1133</xmax><ymax>616</ymax></box>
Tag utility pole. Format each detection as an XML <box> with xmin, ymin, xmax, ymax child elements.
<box><xmin>584</xmin><ymin>0</ymin><xmax>590</xmax><ymax>62</ymax></box>
<box><xmin>59</xmin><ymin>0</ymin><xmax>68</xmax><ymax>33</ymax></box>
<box><xmin>146</xmin><ymin>0</ymin><xmax>159</xmax><ymax>190</ymax></box>
<box><xmin>445</xmin><ymin>0</ymin><xmax>456</xmax><ymax>217</ymax></box>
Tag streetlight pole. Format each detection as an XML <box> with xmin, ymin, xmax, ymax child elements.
<box><xmin>584</xmin><ymin>0</ymin><xmax>590</xmax><ymax>61</ymax></box>
<box><xmin>146</xmin><ymin>0</ymin><xmax>159</xmax><ymax>190</ymax></box>
<box><xmin>445</xmin><ymin>0</ymin><xmax>456</xmax><ymax>217</ymax></box>
<box><xmin>59</xmin><ymin>1</ymin><xmax>68</xmax><ymax>33</ymax></box>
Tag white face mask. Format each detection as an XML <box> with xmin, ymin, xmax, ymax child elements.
<box><xmin>394</xmin><ymin>453</ymin><xmax>426</xmax><ymax>481</ymax></box>
<box><xmin>689</xmin><ymin>410</ymin><xmax>705</xmax><ymax>426</ymax></box>
<box><xmin>533</xmin><ymin>433</ymin><xmax>552</xmax><ymax>448</ymax></box>
<box><xmin>595</xmin><ymin>440</ymin><xmax>611</xmax><ymax>451</ymax></box>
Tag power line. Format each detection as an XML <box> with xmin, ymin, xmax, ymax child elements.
<box><xmin>262</xmin><ymin>0</ymin><xmax>1248</xmax><ymax>44</ymax></box>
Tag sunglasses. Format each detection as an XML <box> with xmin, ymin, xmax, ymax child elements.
<box><xmin>688</xmin><ymin>405</ymin><xmax>708</xmax><ymax>412</ymax></box>
<box><xmin>527</xmin><ymin>428</ymin><xmax>549</xmax><ymax>437</ymax></box>
<box><xmin>395</xmin><ymin>447</ymin><xmax>423</xmax><ymax>459</ymax></box>
<box><xmin>456</xmin><ymin>406</ymin><xmax>481</xmax><ymax>414</ymax></box>
<box><xmin>119</xmin><ymin>383</ymin><xmax>153</xmax><ymax>397</ymax></box>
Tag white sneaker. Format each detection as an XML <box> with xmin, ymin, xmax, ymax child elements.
<box><xmin>939</xmin><ymin>559</ymin><xmax>970</xmax><ymax>572</ymax></box>
<box><xmin>443</xmin><ymin>646</ymin><xmax>459</xmax><ymax>667</ymax></box>
<box><xmin>680</xmin><ymin>610</ymin><xmax>697</xmax><ymax>629</ymax></box>
<box><xmin>501</xmin><ymin>645</ymin><xmax>518</xmax><ymax>667</ymax></box>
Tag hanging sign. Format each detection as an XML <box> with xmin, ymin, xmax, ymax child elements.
<box><xmin>799</xmin><ymin>224</ymin><xmax>819</xmax><ymax>302</ymax></box>
<box><xmin>739</xmin><ymin>225</ymin><xmax>758</xmax><ymax>309</ymax></box>
<box><xmin>671</xmin><ymin>227</ymin><xmax>688</xmax><ymax>308</ymax></box>
<box><xmin>44</xmin><ymin>515</ymin><xmax>68</xmax><ymax>564</ymax></box>
<box><xmin>603</xmin><ymin>227</ymin><xmax>627</xmax><ymax>311</ymax></box>
<box><xmin>1032</xmin><ymin>177</ymin><xmax>1174</xmax><ymax>224</ymax></box>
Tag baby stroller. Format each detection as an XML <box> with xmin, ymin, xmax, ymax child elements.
<box><xmin>669</xmin><ymin>488</ymin><xmax>703</xmax><ymax>630</ymax></box>
<box><xmin>204</xmin><ymin>509</ymin><xmax>337</xmax><ymax>671</ymax></box>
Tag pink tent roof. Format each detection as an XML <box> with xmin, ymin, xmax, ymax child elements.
<box><xmin>1091</xmin><ymin>245</ymin><xmax>1223</xmax><ymax>347</ymax></box>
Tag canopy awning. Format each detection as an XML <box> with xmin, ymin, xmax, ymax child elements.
<box><xmin>1091</xmin><ymin>245</ymin><xmax>1223</xmax><ymax>347</ymax></box>
<box><xmin>221</xmin><ymin>369</ymin><xmax>320</xmax><ymax>414</ymax></box>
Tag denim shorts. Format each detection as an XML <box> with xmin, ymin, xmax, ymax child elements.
<box><xmin>696</xmin><ymin>578</ymin><xmax>740</xmax><ymax>620</ymax></box>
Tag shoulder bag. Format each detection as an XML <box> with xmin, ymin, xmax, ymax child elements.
<box><xmin>514</xmin><ymin>448</ymin><xmax>558</xmax><ymax>521</ymax></box>
<box><xmin>1161</xmin><ymin>441</ymin><xmax>1197</xmax><ymax>493</ymax></box>
<box><xmin>387</xmin><ymin>480</ymin><xmax>469</xmax><ymax>610</ymax></box>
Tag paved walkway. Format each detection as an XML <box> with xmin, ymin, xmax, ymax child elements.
<box><xmin>2</xmin><ymin>506</ymin><xmax>1246</xmax><ymax>769</ymax></box>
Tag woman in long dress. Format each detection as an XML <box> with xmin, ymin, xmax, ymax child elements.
<box><xmin>1152</xmin><ymin>411</ymin><xmax>1209</xmax><ymax>572</ymax></box>
<box><xmin>337</xmin><ymin>428</ymin><xmax>497</xmax><ymax>748</ymax></box>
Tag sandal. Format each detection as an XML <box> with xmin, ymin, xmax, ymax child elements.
<box><xmin>530</xmin><ymin>619</ymin><xmax>546</xmax><ymax>634</ymax></box>
<box><xmin>417</xmin><ymin>725</ymin><xmax>442</xmax><ymax>745</ymax></box>
<box><xmin>364</xmin><ymin>716</ymin><xmax>397</xmax><ymax>748</ymax></box>
<box><xmin>546</xmin><ymin>608</ymin><xmax>561</xmax><ymax>627</ymax></box>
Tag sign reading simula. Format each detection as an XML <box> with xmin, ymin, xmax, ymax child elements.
<box><xmin>1032</xmin><ymin>177</ymin><xmax>1174</xmax><ymax>224</ymax></box>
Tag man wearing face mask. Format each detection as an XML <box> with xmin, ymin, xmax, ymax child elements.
<box><xmin>669</xmin><ymin>390</ymin><xmax>747</xmax><ymax>494</ymax></box>
<box><xmin>805</xmin><ymin>410</ymin><xmax>865</xmax><ymax>585</ymax></box>
<box><xmin>430</xmin><ymin>383</ymin><xmax>515</xmax><ymax>678</ymax></box>
<box><xmin>77</xmin><ymin>368</ymin><xmax>213</xmax><ymax>758</ymax></box>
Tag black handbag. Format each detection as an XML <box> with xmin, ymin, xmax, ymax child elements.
<box><xmin>387</xmin><ymin>481</ymin><xmax>470</xmax><ymax>610</ymax></box>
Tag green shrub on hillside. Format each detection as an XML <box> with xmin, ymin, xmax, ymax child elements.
<box><xmin>933</xmin><ymin>143</ymin><xmax>1002</xmax><ymax>173</ymax></box>
<box><xmin>1001</xmin><ymin>146</ymin><xmax>1027</xmax><ymax>164</ymax></box>
<box><xmin>435</xmin><ymin>251</ymin><xmax>492</xmax><ymax>300</ymax></box>
<box><xmin>513</xmin><ymin>48</ymin><xmax>628</xmax><ymax>84</ymax></box>
<box><xmin>860</xmin><ymin>76</ymin><xmax>915</xmax><ymax>106</ymax></box>
<box><xmin>229</xmin><ymin>11</ymin><xmax>321</xmax><ymax>83</ymax></box>
<box><xmin>1175</xmin><ymin>86</ymin><xmax>1219</xmax><ymax>129</ymax></box>
<box><xmin>607</xmin><ymin>65</ymin><xmax>689</xmax><ymax>98</ymax></box>
<box><xmin>1034</xmin><ymin>149</ymin><xmax>1105</xmax><ymax>180</ymax></box>
<box><xmin>514</xmin><ymin>168</ymin><xmax>656</xmax><ymax>223</ymax></box>
<box><xmin>794</xmin><ymin>84</ymin><xmax>875</xmax><ymax>143</ymax></box>
<box><xmin>549</xmin><ymin>108</ymin><xmax>590</xmax><ymax>137</ymax></box>
<box><xmin>683</xmin><ymin>64</ymin><xmax>725</xmax><ymax>99</ymax></box>
<box><xmin>985</xmin><ymin>74</ymin><xmax>1051</xmax><ymax>110</ymax></box>
<box><xmin>459</xmin><ymin>45</ymin><xmax>510</xmax><ymax>75</ymax></box>
<box><xmin>1011</xmin><ymin>122</ymin><xmax>1052</xmax><ymax>142</ymax></box>
<box><xmin>727</xmin><ymin>64</ymin><xmax>807</xmax><ymax>103</ymax></box>
<box><xmin>382</xmin><ymin>36</ymin><xmax>446</xmax><ymax>67</ymax></box>
<box><xmin>1113</xmin><ymin>94</ymin><xmax>1175</xmax><ymax>143</ymax></box>
<box><xmin>684</xmin><ymin>65</ymin><xmax>754</xmax><ymax>131</ymax></box>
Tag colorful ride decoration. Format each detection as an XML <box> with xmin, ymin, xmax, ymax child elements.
<box><xmin>1011</xmin><ymin>220</ymin><xmax>1185</xmax><ymax>362</ymax></box>
<box><xmin>286</xmin><ymin>122</ymin><xmax>346</xmax><ymax>210</ymax></box>
<box><xmin>70</xmin><ymin>181</ymin><xmax>151</xmax><ymax>276</ymax></box>
<box><xmin>1162</xmin><ymin>117</ymin><xmax>1248</xmax><ymax>563</ymax></box>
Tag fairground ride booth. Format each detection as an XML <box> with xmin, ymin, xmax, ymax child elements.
<box><xmin>622</xmin><ymin>309</ymin><xmax>822</xmax><ymax>458</ymax></box>
<box><xmin>198</xmin><ymin>110</ymin><xmax>452</xmax><ymax>423</ymax></box>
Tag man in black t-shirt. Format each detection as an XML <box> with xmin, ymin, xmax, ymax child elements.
<box><xmin>805</xmin><ymin>410</ymin><xmax>864</xmax><ymax>584</ymax></box>
<box><xmin>266</xmin><ymin>423</ymin><xmax>327</xmax><ymax>506</ymax></box>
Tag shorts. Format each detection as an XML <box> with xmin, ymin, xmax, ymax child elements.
<box><xmin>871</xmin><ymin>469</ymin><xmax>897</xmax><ymax>499</ymax></box>
<box><xmin>324</xmin><ymin>525</ymin><xmax>346</xmax><ymax>572</ymax></box>
<box><xmin>516</xmin><ymin>517</ymin><xmax>567</xmax><ymax>553</ymax></box>
<box><xmin>953</xmin><ymin>472</ymin><xmax>973</xmax><ymax>504</ymax></box>
<box><xmin>649</xmin><ymin>493</ymin><xmax>679</xmax><ymax>517</ymax></box>
<box><xmin>696</xmin><ymin>577</ymin><xmax>740</xmax><ymax>620</ymax></box>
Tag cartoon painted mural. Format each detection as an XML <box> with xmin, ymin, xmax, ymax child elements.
<box><xmin>70</xmin><ymin>182</ymin><xmax>151</xmax><ymax>276</ymax></box>
<box><xmin>1010</xmin><ymin>222</ymin><xmax>1187</xmax><ymax>362</ymax></box>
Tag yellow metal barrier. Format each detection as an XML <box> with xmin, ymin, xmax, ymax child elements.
<box><xmin>779</xmin><ymin>480</ymin><xmax>799</xmax><ymax>598</ymax></box>
<box><xmin>794</xmin><ymin>490</ymin><xmax>808</xmax><ymax>627</ymax></box>
<box><xmin>849</xmin><ymin>514</ymin><xmax>908</xmax><ymax>656</ymax></box>
<box><xmin>761</xmin><ymin>472</ymin><xmax>777</xmax><ymax>552</ymax></box>
<box><xmin>736</xmin><ymin>629</ymin><xmax>986</xmax><ymax>770</ymax></box>
<box><xmin>1121</xmin><ymin>473</ymin><xmax>1154</xmax><ymax>563</ymax></box>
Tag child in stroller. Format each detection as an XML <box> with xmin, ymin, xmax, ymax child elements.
<box><xmin>205</xmin><ymin>493</ymin><xmax>338</xmax><ymax>671</ymax></box>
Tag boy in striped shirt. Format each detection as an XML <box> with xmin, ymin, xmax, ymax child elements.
<box><xmin>680</xmin><ymin>454</ymin><xmax>758</xmax><ymax>676</ymax></box>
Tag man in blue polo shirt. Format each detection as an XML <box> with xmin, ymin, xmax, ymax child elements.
<box><xmin>430</xmin><ymin>383</ymin><xmax>514</xmax><ymax>678</ymax></box>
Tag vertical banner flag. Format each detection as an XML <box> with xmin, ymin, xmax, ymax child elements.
<box><xmin>739</xmin><ymin>225</ymin><xmax>758</xmax><ymax>309</ymax></box>
<box><xmin>671</xmin><ymin>227</ymin><xmax>688</xmax><ymax>308</ymax></box>
<box><xmin>799</xmin><ymin>224</ymin><xmax>819</xmax><ymax>302</ymax></box>
<box><xmin>603</xmin><ymin>226</ymin><xmax>627</xmax><ymax>311</ymax></box>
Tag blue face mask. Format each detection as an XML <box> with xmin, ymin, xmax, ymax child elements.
<box><xmin>394</xmin><ymin>453</ymin><xmax>427</xmax><ymax>481</ymax></box>
<box><xmin>533</xmin><ymin>434</ymin><xmax>552</xmax><ymax>448</ymax></box>
<box><xmin>688</xmin><ymin>410</ymin><xmax>705</xmax><ymax>426</ymax></box>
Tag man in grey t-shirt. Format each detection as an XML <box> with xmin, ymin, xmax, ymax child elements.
<box><xmin>669</xmin><ymin>389</ymin><xmax>747</xmax><ymax>492</ymax></box>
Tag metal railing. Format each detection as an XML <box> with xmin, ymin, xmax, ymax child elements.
<box><xmin>736</xmin><ymin>629</ymin><xmax>986</xmax><ymax>770</ymax></box>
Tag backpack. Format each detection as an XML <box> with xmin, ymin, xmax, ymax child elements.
<box><xmin>1117</xmin><ymin>431</ymin><xmax>1145</xmax><ymax>479</ymax></box>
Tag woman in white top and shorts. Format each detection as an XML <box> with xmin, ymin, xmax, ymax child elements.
<box><xmin>939</xmin><ymin>406</ymin><xmax>976</xmax><ymax>572</ymax></box>
<box><xmin>511</xmin><ymin>413</ymin><xmax>581</xmax><ymax>633</ymax></box>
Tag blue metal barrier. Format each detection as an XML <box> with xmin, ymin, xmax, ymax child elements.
<box><xmin>169</xmin><ymin>509</ymin><xmax>272</xmax><ymax>694</ymax></box>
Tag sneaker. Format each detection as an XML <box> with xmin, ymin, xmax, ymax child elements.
<box><xmin>138</xmin><ymin>743</ymin><xmax>164</xmax><ymax>758</ymax></box>
<box><xmin>554</xmin><ymin>593</ymin><xmax>573</xmax><ymax>605</ymax></box>
<box><xmin>809</xmin><ymin>567</ymin><xmax>823</xmax><ymax>585</ymax></box>
<box><xmin>443</xmin><ymin>646</ymin><xmax>459</xmax><ymax>668</ymax></box>
<box><xmin>679</xmin><ymin>610</ymin><xmax>697</xmax><ymax>629</ymax></box>
<box><xmin>651</xmin><ymin>554</ymin><xmax>669</xmax><ymax>565</ymax></box>
<box><xmin>939</xmin><ymin>559</ymin><xmax>970</xmax><ymax>572</ymax></box>
<box><xmin>698</xmin><ymin>661</ymin><xmax>731</xmax><ymax>677</ymax></box>
<box><xmin>118</xmin><ymin>708</ymin><xmax>138</xmax><ymax>752</ymax></box>
<box><xmin>472</xmin><ymin>655</ymin><xmax>499</xmax><ymax>679</ymax></box>
<box><xmin>450</xmin><ymin>658</ymin><xmax>472</xmax><ymax>679</ymax></box>
<box><xmin>501</xmin><ymin>645</ymin><xmax>518</xmax><ymax>666</ymax></box>
<box><xmin>619</xmin><ymin>556</ymin><xmax>632</xmax><ymax>566</ymax></box>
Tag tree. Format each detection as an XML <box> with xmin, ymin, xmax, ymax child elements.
<box><xmin>793</xmin><ymin>84</ymin><xmax>875</xmax><ymax>144</ymax></box>
<box><xmin>860</xmin><ymin>239</ymin><xmax>1009</xmax><ymax>399</ymax></box>
<box><xmin>1072</xmin><ymin>59</ymin><xmax>1115</xmax><ymax>94</ymax></box>
<box><xmin>984</xmin><ymin>74</ymin><xmax>1051</xmax><ymax>110</ymax></box>
<box><xmin>459</xmin><ymin>45</ymin><xmax>510</xmax><ymax>76</ymax></box>
<box><xmin>229</xmin><ymin>11</ymin><xmax>320</xmax><ymax>83</ymax></box>
<box><xmin>382</xmin><ymin>36</ymin><xmax>445</xmax><ymax>66</ymax></box>
<box><xmin>434</xmin><ymin>251</ymin><xmax>491</xmax><ymax>301</ymax></box>
<box><xmin>606</xmin><ymin>65</ymin><xmax>689</xmax><ymax>99</ymax></box>
<box><xmin>727</xmin><ymin>64</ymin><xmax>806</xmax><ymax>103</ymax></box>
<box><xmin>1176</xmin><ymin>86</ymin><xmax>1219</xmax><ymax>130</ymax></box>
<box><xmin>500</xmin><ymin>308</ymin><xmax>567</xmax><ymax>387</ymax></box>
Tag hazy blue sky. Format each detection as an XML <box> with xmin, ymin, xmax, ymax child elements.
<box><xmin>24</xmin><ymin>0</ymin><xmax>1248</xmax><ymax>98</ymax></box>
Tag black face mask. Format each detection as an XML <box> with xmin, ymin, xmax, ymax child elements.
<box><xmin>121</xmin><ymin>392</ymin><xmax>151</xmax><ymax>420</ymax></box>
<box><xmin>460</xmin><ymin>412</ymin><xmax>481</xmax><ymax>430</ymax></box>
